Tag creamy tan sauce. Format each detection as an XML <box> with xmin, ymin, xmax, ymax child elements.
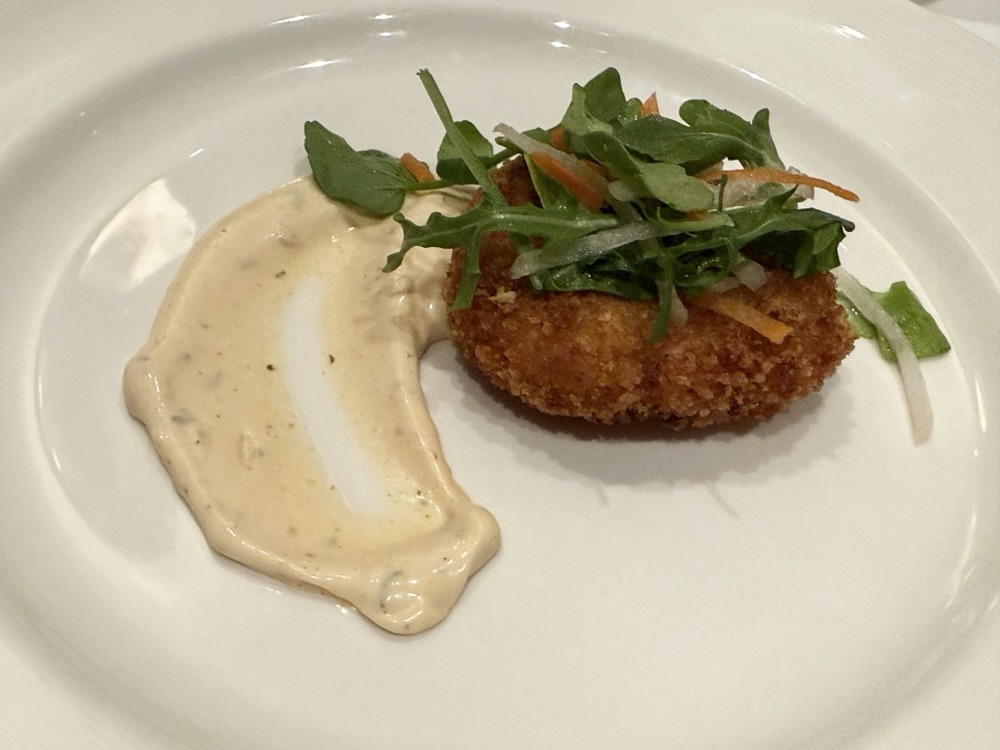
<box><xmin>123</xmin><ymin>178</ymin><xmax>500</xmax><ymax>634</ymax></box>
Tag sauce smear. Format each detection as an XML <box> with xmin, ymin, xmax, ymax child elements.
<box><xmin>124</xmin><ymin>178</ymin><xmax>499</xmax><ymax>634</ymax></box>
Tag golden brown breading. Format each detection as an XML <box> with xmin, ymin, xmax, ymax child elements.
<box><xmin>444</xmin><ymin>158</ymin><xmax>856</xmax><ymax>428</ymax></box>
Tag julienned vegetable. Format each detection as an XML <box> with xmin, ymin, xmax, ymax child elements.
<box><xmin>303</xmin><ymin>67</ymin><xmax>950</xmax><ymax>441</ymax></box>
<box><xmin>304</xmin><ymin>68</ymin><xmax>856</xmax><ymax>339</ymax></box>
<box><xmin>837</xmin><ymin>280</ymin><xmax>951</xmax><ymax>362</ymax></box>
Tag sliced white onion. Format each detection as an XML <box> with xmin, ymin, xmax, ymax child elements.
<box><xmin>608</xmin><ymin>179</ymin><xmax>640</xmax><ymax>203</ymax></box>
<box><xmin>495</xmin><ymin>123</ymin><xmax>572</xmax><ymax>167</ymax></box>
<box><xmin>732</xmin><ymin>258</ymin><xmax>768</xmax><ymax>291</ymax></box>
<box><xmin>832</xmin><ymin>267</ymin><xmax>933</xmax><ymax>444</ymax></box>
<box><xmin>572</xmin><ymin>221</ymin><xmax>669</xmax><ymax>255</ymax></box>
<box><xmin>669</xmin><ymin>285</ymin><xmax>689</xmax><ymax>327</ymax></box>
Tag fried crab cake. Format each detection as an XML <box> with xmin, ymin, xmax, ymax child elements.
<box><xmin>443</xmin><ymin>158</ymin><xmax>856</xmax><ymax>428</ymax></box>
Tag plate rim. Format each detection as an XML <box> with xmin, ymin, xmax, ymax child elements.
<box><xmin>1</xmin><ymin>1</ymin><xmax>998</xmax><ymax>748</ymax></box>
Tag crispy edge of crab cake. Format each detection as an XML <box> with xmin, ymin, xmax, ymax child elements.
<box><xmin>443</xmin><ymin>158</ymin><xmax>857</xmax><ymax>428</ymax></box>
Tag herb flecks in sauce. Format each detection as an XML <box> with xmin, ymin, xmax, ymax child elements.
<box><xmin>124</xmin><ymin>181</ymin><xmax>498</xmax><ymax>634</ymax></box>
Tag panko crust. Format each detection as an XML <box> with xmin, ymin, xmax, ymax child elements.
<box><xmin>444</xmin><ymin>159</ymin><xmax>856</xmax><ymax>428</ymax></box>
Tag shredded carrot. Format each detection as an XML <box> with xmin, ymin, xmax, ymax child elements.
<box><xmin>639</xmin><ymin>92</ymin><xmax>660</xmax><ymax>117</ymax></box>
<box><xmin>549</xmin><ymin>125</ymin><xmax>568</xmax><ymax>152</ymax></box>
<box><xmin>400</xmin><ymin>152</ymin><xmax>435</xmax><ymax>183</ymax></box>
<box><xmin>582</xmin><ymin>159</ymin><xmax>609</xmax><ymax>178</ymax></box>
<box><xmin>530</xmin><ymin>151</ymin><xmax>606</xmax><ymax>212</ymax></box>
<box><xmin>708</xmin><ymin>167</ymin><xmax>859</xmax><ymax>202</ymax></box>
<box><xmin>689</xmin><ymin>291</ymin><xmax>792</xmax><ymax>344</ymax></box>
<box><xmin>694</xmin><ymin>164</ymin><xmax>724</xmax><ymax>181</ymax></box>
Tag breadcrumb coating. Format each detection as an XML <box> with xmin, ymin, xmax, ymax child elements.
<box><xmin>443</xmin><ymin>158</ymin><xmax>856</xmax><ymax>427</ymax></box>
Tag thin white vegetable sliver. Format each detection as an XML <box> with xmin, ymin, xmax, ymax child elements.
<box><xmin>510</xmin><ymin>221</ymin><xmax>667</xmax><ymax>278</ymax></box>
<box><xmin>494</xmin><ymin>123</ymin><xmax>568</xmax><ymax>167</ymax></box>
<box><xmin>732</xmin><ymin>258</ymin><xmax>768</xmax><ymax>291</ymax></box>
<box><xmin>494</xmin><ymin>123</ymin><xmax>608</xmax><ymax>194</ymax></box>
<box><xmin>669</xmin><ymin>285</ymin><xmax>688</xmax><ymax>326</ymax></box>
<box><xmin>832</xmin><ymin>267</ymin><xmax>933</xmax><ymax>444</ymax></box>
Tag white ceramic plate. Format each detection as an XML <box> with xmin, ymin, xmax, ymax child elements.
<box><xmin>1</xmin><ymin>1</ymin><xmax>998</xmax><ymax>747</ymax></box>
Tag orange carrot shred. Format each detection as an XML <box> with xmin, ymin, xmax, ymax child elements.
<box><xmin>549</xmin><ymin>126</ymin><xmax>568</xmax><ymax>152</ymax></box>
<box><xmin>639</xmin><ymin>92</ymin><xmax>660</xmax><ymax>117</ymax></box>
<box><xmin>400</xmin><ymin>152</ymin><xmax>435</xmax><ymax>183</ymax></box>
<box><xmin>530</xmin><ymin>151</ymin><xmax>606</xmax><ymax>212</ymax></box>
<box><xmin>582</xmin><ymin>160</ymin><xmax>609</xmax><ymax>179</ymax></box>
<box><xmin>689</xmin><ymin>291</ymin><xmax>792</xmax><ymax>344</ymax></box>
<box><xmin>711</xmin><ymin>167</ymin><xmax>859</xmax><ymax>202</ymax></box>
<box><xmin>694</xmin><ymin>163</ymin><xmax>724</xmax><ymax>181</ymax></box>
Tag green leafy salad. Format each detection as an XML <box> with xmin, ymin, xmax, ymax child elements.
<box><xmin>303</xmin><ymin>67</ymin><xmax>950</xmax><ymax>440</ymax></box>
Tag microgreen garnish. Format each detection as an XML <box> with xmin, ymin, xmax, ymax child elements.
<box><xmin>302</xmin><ymin>66</ymin><xmax>952</xmax><ymax>442</ymax></box>
<box><xmin>303</xmin><ymin>122</ymin><xmax>413</xmax><ymax>215</ymax></box>
<box><xmin>304</xmin><ymin>68</ymin><xmax>877</xmax><ymax>347</ymax></box>
<box><xmin>838</xmin><ymin>281</ymin><xmax>950</xmax><ymax>362</ymax></box>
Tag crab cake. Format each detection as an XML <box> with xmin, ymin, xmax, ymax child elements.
<box><xmin>443</xmin><ymin>159</ymin><xmax>856</xmax><ymax>428</ymax></box>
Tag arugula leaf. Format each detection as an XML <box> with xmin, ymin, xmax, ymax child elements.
<box><xmin>578</xmin><ymin>67</ymin><xmax>631</xmax><ymax>122</ymax></box>
<box><xmin>839</xmin><ymin>281</ymin><xmax>951</xmax><ymax>361</ymax></box>
<box><xmin>435</xmin><ymin>120</ymin><xmax>497</xmax><ymax>183</ymax></box>
<box><xmin>560</xmin><ymin>69</ymin><xmax>628</xmax><ymax>132</ymax></box>
<box><xmin>577</xmin><ymin>130</ymin><xmax>714</xmax><ymax>212</ymax></box>
<box><xmin>616</xmin><ymin>103</ymin><xmax>783</xmax><ymax>174</ymax></box>
<box><xmin>302</xmin><ymin>66</ymin><xmax>880</xmax><ymax>344</ymax></box>
<box><xmin>631</xmin><ymin>162</ymin><xmax>714</xmax><ymax>212</ymax></box>
<box><xmin>416</xmin><ymin>69</ymin><xmax>503</xmax><ymax>205</ymax></box>
<box><xmin>532</xmin><ymin>263</ymin><xmax>656</xmax><ymax>298</ymax></box>
<box><xmin>616</xmin><ymin>116</ymin><xmax>721</xmax><ymax>173</ymax></box>
<box><xmin>664</xmin><ymin>192</ymin><xmax>850</xmax><ymax>282</ymax></box>
<box><xmin>559</xmin><ymin>68</ymin><xmax>642</xmax><ymax>154</ymax></box>
<box><xmin>678</xmin><ymin>100</ymin><xmax>783</xmax><ymax>168</ymax></box>
<box><xmin>303</xmin><ymin>121</ymin><xmax>410</xmax><ymax>215</ymax></box>
<box><xmin>384</xmin><ymin>202</ymin><xmax>618</xmax><ymax>275</ymax></box>
<box><xmin>745</xmin><ymin>208</ymin><xmax>851</xmax><ymax>277</ymax></box>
